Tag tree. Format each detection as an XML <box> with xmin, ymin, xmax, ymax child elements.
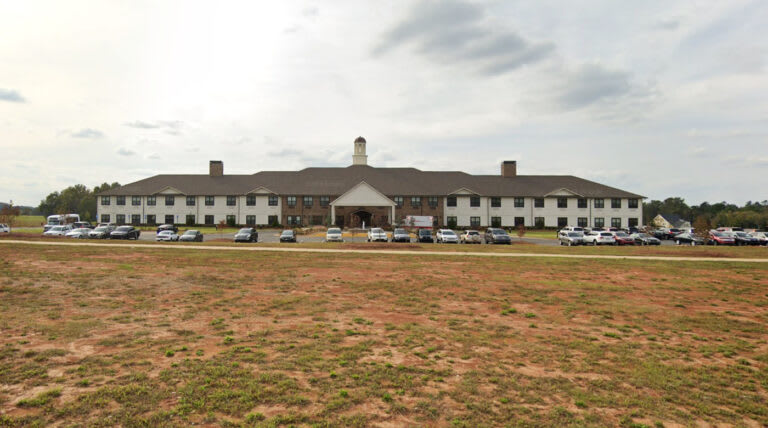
<box><xmin>692</xmin><ymin>215</ymin><xmax>711</xmax><ymax>243</ymax></box>
<box><xmin>0</xmin><ymin>201</ymin><xmax>21</xmax><ymax>228</ymax></box>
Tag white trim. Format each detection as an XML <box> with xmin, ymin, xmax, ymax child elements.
<box><xmin>543</xmin><ymin>188</ymin><xmax>583</xmax><ymax>197</ymax></box>
<box><xmin>330</xmin><ymin>181</ymin><xmax>395</xmax><ymax>207</ymax></box>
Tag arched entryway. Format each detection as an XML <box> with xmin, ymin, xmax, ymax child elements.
<box><xmin>350</xmin><ymin>210</ymin><xmax>372</xmax><ymax>228</ymax></box>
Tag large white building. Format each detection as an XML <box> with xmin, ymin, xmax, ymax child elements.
<box><xmin>97</xmin><ymin>137</ymin><xmax>644</xmax><ymax>229</ymax></box>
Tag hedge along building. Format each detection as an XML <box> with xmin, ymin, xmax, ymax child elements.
<box><xmin>96</xmin><ymin>137</ymin><xmax>644</xmax><ymax>229</ymax></box>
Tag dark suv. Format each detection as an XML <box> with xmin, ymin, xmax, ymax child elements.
<box><xmin>110</xmin><ymin>226</ymin><xmax>141</xmax><ymax>240</ymax></box>
<box><xmin>485</xmin><ymin>228</ymin><xmax>511</xmax><ymax>244</ymax></box>
<box><xmin>234</xmin><ymin>228</ymin><xmax>258</xmax><ymax>243</ymax></box>
<box><xmin>416</xmin><ymin>229</ymin><xmax>434</xmax><ymax>243</ymax></box>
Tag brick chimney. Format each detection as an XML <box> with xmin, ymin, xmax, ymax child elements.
<box><xmin>209</xmin><ymin>160</ymin><xmax>223</xmax><ymax>177</ymax></box>
<box><xmin>501</xmin><ymin>160</ymin><xmax>517</xmax><ymax>177</ymax></box>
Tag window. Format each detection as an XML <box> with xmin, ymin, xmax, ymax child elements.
<box><xmin>116</xmin><ymin>214</ymin><xmax>125</xmax><ymax>224</ymax></box>
<box><xmin>268</xmin><ymin>195</ymin><xmax>278</xmax><ymax>206</ymax></box>
<box><xmin>146</xmin><ymin>215</ymin><xmax>156</xmax><ymax>225</ymax></box>
<box><xmin>578</xmin><ymin>198</ymin><xmax>587</xmax><ymax>208</ymax></box>
<box><xmin>514</xmin><ymin>217</ymin><xmax>525</xmax><ymax>227</ymax></box>
<box><xmin>246</xmin><ymin>215</ymin><xmax>256</xmax><ymax>225</ymax></box>
<box><xmin>165</xmin><ymin>215</ymin><xmax>174</xmax><ymax>225</ymax></box>
<box><xmin>534</xmin><ymin>198</ymin><xmax>544</xmax><ymax>208</ymax></box>
<box><xmin>611</xmin><ymin>198</ymin><xmax>621</xmax><ymax>209</ymax></box>
<box><xmin>204</xmin><ymin>215</ymin><xmax>214</xmax><ymax>225</ymax></box>
<box><xmin>628</xmin><ymin>198</ymin><xmax>638</xmax><ymax>209</ymax></box>
<box><xmin>226</xmin><ymin>215</ymin><xmax>236</xmax><ymax>225</ymax></box>
<box><xmin>577</xmin><ymin>217</ymin><xmax>588</xmax><ymax>227</ymax></box>
<box><xmin>470</xmin><ymin>216</ymin><xmax>480</xmax><ymax>227</ymax></box>
<box><xmin>534</xmin><ymin>217</ymin><xmax>545</xmax><ymax>228</ymax></box>
<box><xmin>447</xmin><ymin>216</ymin><xmax>457</xmax><ymax>228</ymax></box>
<box><xmin>186</xmin><ymin>196</ymin><xmax>195</xmax><ymax>206</ymax></box>
<box><xmin>311</xmin><ymin>215</ymin><xmax>323</xmax><ymax>225</ymax></box>
<box><xmin>132</xmin><ymin>196</ymin><xmax>141</xmax><ymax>206</ymax></box>
<box><xmin>226</xmin><ymin>196</ymin><xmax>236</xmax><ymax>206</ymax></box>
<box><xmin>287</xmin><ymin>196</ymin><xmax>297</xmax><ymax>207</ymax></box>
<box><xmin>205</xmin><ymin>196</ymin><xmax>215</xmax><ymax>206</ymax></box>
<box><xmin>411</xmin><ymin>197</ymin><xmax>421</xmax><ymax>207</ymax></box>
<box><xmin>594</xmin><ymin>217</ymin><xmax>605</xmax><ymax>228</ymax></box>
<box><xmin>491</xmin><ymin>197</ymin><xmax>501</xmax><ymax>208</ymax></box>
<box><xmin>268</xmin><ymin>215</ymin><xmax>278</xmax><ymax>226</ymax></box>
<box><xmin>165</xmin><ymin>195</ymin><xmax>175</xmax><ymax>206</ymax></box>
<box><xmin>303</xmin><ymin>196</ymin><xmax>313</xmax><ymax>207</ymax></box>
<box><xmin>594</xmin><ymin>198</ymin><xmax>604</xmax><ymax>208</ymax></box>
<box><xmin>147</xmin><ymin>196</ymin><xmax>156</xmax><ymax>206</ymax></box>
<box><xmin>131</xmin><ymin>214</ymin><xmax>140</xmax><ymax>225</ymax></box>
<box><xmin>514</xmin><ymin>197</ymin><xmax>524</xmax><ymax>208</ymax></box>
<box><xmin>611</xmin><ymin>218</ymin><xmax>622</xmax><ymax>228</ymax></box>
<box><xmin>246</xmin><ymin>195</ymin><xmax>256</xmax><ymax>206</ymax></box>
<box><xmin>394</xmin><ymin>196</ymin><xmax>403</xmax><ymax>207</ymax></box>
<box><xmin>116</xmin><ymin>196</ymin><xmax>125</xmax><ymax>206</ymax></box>
<box><xmin>470</xmin><ymin>197</ymin><xmax>480</xmax><ymax>207</ymax></box>
<box><xmin>557</xmin><ymin>198</ymin><xmax>567</xmax><ymax>208</ymax></box>
<box><xmin>628</xmin><ymin>218</ymin><xmax>639</xmax><ymax>227</ymax></box>
<box><xmin>287</xmin><ymin>215</ymin><xmax>301</xmax><ymax>226</ymax></box>
<box><xmin>186</xmin><ymin>215</ymin><xmax>195</xmax><ymax>225</ymax></box>
<box><xmin>101</xmin><ymin>196</ymin><xmax>110</xmax><ymax>206</ymax></box>
<box><xmin>101</xmin><ymin>214</ymin><xmax>110</xmax><ymax>223</ymax></box>
<box><xmin>428</xmin><ymin>197</ymin><xmax>438</xmax><ymax>208</ymax></box>
<box><xmin>491</xmin><ymin>216</ymin><xmax>502</xmax><ymax>228</ymax></box>
<box><xmin>320</xmin><ymin>196</ymin><xmax>330</xmax><ymax>207</ymax></box>
<box><xmin>447</xmin><ymin>196</ymin><xmax>457</xmax><ymax>207</ymax></box>
<box><xmin>557</xmin><ymin>217</ymin><xmax>568</xmax><ymax>228</ymax></box>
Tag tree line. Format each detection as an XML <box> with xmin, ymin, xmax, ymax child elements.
<box><xmin>38</xmin><ymin>183</ymin><xmax>121</xmax><ymax>222</ymax></box>
<box><xmin>644</xmin><ymin>197</ymin><xmax>768</xmax><ymax>229</ymax></box>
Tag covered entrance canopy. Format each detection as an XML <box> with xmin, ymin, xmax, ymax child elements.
<box><xmin>330</xmin><ymin>181</ymin><xmax>395</xmax><ymax>228</ymax></box>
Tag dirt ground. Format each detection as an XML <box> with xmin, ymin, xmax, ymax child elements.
<box><xmin>0</xmin><ymin>244</ymin><xmax>766</xmax><ymax>427</ymax></box>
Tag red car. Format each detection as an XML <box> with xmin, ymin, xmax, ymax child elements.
<box><xmin>708</xmin><ymin>231</ymin><xmax>735</xmax><ymax>246</ymax></box>
<box><xmin>611</xmin><ymin>231</ymin><xmax>635</xmax><ymax>245</ymax></box>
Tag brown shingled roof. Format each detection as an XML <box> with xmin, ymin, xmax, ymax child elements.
<box><xmin>98</xmin><ymin>165</ymin><xmax>644</xmax><ymax>198</ymax></box>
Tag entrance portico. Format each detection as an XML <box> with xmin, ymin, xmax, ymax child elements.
<box><xmin>330</xmin><ymin>182</ymin><xmax>396</xmax><ymax>228</ymax></box>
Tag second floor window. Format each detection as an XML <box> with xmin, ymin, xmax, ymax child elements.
<box><xmin>205</xmin><ymin>196</ymin><xmax>215</xmax><ymax>206</ymax></box>
<box><xmin>165</xmin><ymin>195</ymin><xmax>175</xmax><ymax>206</ymax></box>
<box><xmin>303</xmin><ymin>196</ymin><xmax>313</xmax><ymax>207</ymax></box>
<box><xmin>186</xmin><ymin>196</ymin><xmax>195</xmax><ymax>206</ymax></box>
<box><xmin>132</xmin><ymin>196</ymin><xmax>141</xmax><ymax>206</ymax></box>
<box><xmin>287</xmin><ymin>196</ymin><xmax>297</xmax><ymax>207</ymax></box>
<box><xmin>246</xmin><ymin>195</ymin><xmax>256</xmax><ymax>206</ymax></box>
<box><xmin>628</xmin><ymin>198</ymin><xmax>639</xmax><ymax>209</ymax></box>
<box><xmin>411</xmin><ymin>197</ymin><xmax>421</xmax><ymax>207</ymax></box>
<box><xmin>611</xmin><ymin>198</ymin><xmax>621</xmax><ymax>209</ymax></box>
<box><xmin>268</xmin><ymin>195</ymin><xmax>278</xmax><ymax>206</ymax></box>
<box><xmin>557</xmin><ymin>198</ymin><xmax>567</xmax><ymax>208</ymax></box>
<box><xmin>101</xmin><ymin>196</ymin><xmax>110</xmax><ymax>206</ymax></box>
<box><xmin>320</xmin><ymin>196</ymin><xmax>330</xmax><ymax>207</ymax></box>
<box><xmin>227</xmin><ymin>196</ymin><xmax>236</xmax><ymax>206</ymax></box>
<box><xmin>116</xmin><ymin>196</ymin><xmax>125</xmax><ymax>206</ymax></box>
<box><xmin>470</xmin><ymin>196</ymin><xmax>480</xmax><ymax>207</ymax></box>
<box><xmin>491</xmin><ymin>197</ymin><xmax>501</xmax><ymax>208</ymax></box>
<box><xmin>147</xmin><ymin>196</ymin><xmax>156</xmax><ymax>206</ymax></box>
<box><xmin>578</xmin><ymin>198</ymin><xmax>587</xmax><ymax>208</ymax></box>
<box><xmin>447</xmin><ymin>196</ymin><xmax>457</xmax><ymax>207</ymax></box>
<box><xmin>594</xmin><ymin>198</ymin><xmax>604</xmax><ymax>208</ymax></box>
<box><xmin>394</xmin><ymin>196</ymin><xmax>403</xmax><ymax>207</ymax></box>
<box><xmin>534</xmin><ymin>198</ymin><xmax>544</xmax><ymax>208</ymax></box>
<box><xmin>514</xmin><ymin>197</ymin><xmax>524</xmax><ymax>208</ymax></box>
<box><xmin>428</xmin><ymin>197</ymin><xmax>438</xmax><ymax>208</ymax></box>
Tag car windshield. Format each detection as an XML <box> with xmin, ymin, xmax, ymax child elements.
<box><xmin>493</xmin><ymin>230</ymin><xmax>507</xmax><ymax>235</ymax></box>
<box><xmin>281</xmin><ymin>231</ymin><xmax>293</xmax><ymax>236</ymax></box>
<box><xmin>419</xmin><ymin>230</ymin><xmax>431</xmax><ymax>235</ymax></box>
<box><xmin>394</xmin><ymin>229</ymin><xmax>406</xmax><ymax>234</ymax></box>
<box><xmin>116</xmin><ymin>226</ymin><xmax>131</xmax><ymax>231</ymax></box>
<box><xmin>238</xmin><ymin>228</ymin><xmax>252</xmax><ymax>233</ymax></box>
<box><xmin>183</xmin><ymin>231</ymin><xmax>197</xmax><ymax>235</ymax></box>
<box><xmin>734</xmin><ymin>232</ymin><xmax>749</xmax><ymax>237</ymax></box>
<box><xmin>567</xmin><ymin>232</ymin><xmax>581</xmax><ymax>237</ymax></box>
<box><xmin>328</xmin><ymin>228</ymin><xmax>341</xmax><ymax>234</ymax></box>
<box><xmin>467</xmin><ymin>231</ymin><xmax>478</xmax><ymax>235</ymax></box>
<box><xmin>159</xmin><ymin>231</ymin><xmax>172</xmax><ymax>235</ymax></box>
<box><xmin>615</xmin><ymin>232</ymin><xmax>628</xmax><ymax>237</ymax></box>
<box><xmin>371</xmin><ymin>228</ymin><xmax>383</xmax><ymax>233</ymax></box>
<box><xmin>600</xmin><ymin>233</ymin><xmax>613</xmax><ymax>237</ymax></box>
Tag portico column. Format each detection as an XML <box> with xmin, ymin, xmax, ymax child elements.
<box><xmin>331</xmin><ymin>205</ymin><xmax>335</xmax><ymax>226</ymax></box>
<box><xmin>391</xmin><ymin>205</ymin><xmax>395</xmax><ymax>225</ymax></box>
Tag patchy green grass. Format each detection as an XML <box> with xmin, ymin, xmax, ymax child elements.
<box><xmin>0</xmin><ymin>243</ymin><xmax>766</xmax><ymax>426</ymax></box>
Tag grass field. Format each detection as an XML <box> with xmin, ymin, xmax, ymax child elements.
<box><xmin>12</xmin><ymin>216</ymin><xmax>45</xmax><ymax>227</ymax></box>
<box><xmin>0</xmin><ymin>243</ymin><xmax>766</xmax><ymax>427</ymax></box>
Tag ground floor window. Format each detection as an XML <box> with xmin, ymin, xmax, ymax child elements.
<box><xmin>116</xmin><ymin>214</ymin><xmax>125</xmax><ymax>225</ymax></box>
<box><xmin>514</xmin><ymin>217</ymin><xmax>525</xmax><ymax>227</ymax></box>
<box><xmin>534</xmin><ymin>217</ymin><xmax>544</xmax><ymax>228</ymax></box>
<box><xmin>205</xmin><ymin>215</ymin><xmax>214</xmax><ymax>225</ymax></box>
<box><xmin>491</xmin><ymin>216</ymin><xmax>501</xmax><ymax>228</ymax></box>
<box><xmin>287</xmin><ymin>215</ymin><xmax>301</xmax><ymax>226</ymax></box>
<box><xmin>577</xmin><ymin>217</ymin><xmax>588</xmax><ymax>227</ymax></box>
<box><xmin>310</xmin><ymin>215</ymin><xmax>324</xmax><ymax>226</ymax></box>
<box><xmin>628</xmin><ymin>218</ymin><xmax>639</xmax><ymax>228</ymax></box>
<box><xmin>447</xmin><ymin>216</ymin><xmax>457</xmax><ymax>228</ymax></box>
<box><xmin>226</xmin><ymin>215</ymin><xmax>236</xmax><ymax>226</ymax></box>
<box><xmin>269</xmin><ymin>215</ymin><xmax>279</xmax><ymax>226</ymax></box>
<box><xmin>165</xmin><ymin>215</ymin><xmax>174</xmax><ymax>225</ymax></box>
<box><xmin>594</xmin><ymin>217</ymin><xmax>605</xmax><ymax>228</ymax></box>
<box><xmin>186</xmin><ymin>215</ymin><xmax>195</xmax><ymax>225</ymax></box>
<box><xmin>146</xmin><ymin>215</ymin><xmax>156</xmax><ymax>225</ymax></box>
<box><xmin>246</xmin><ymin>215</ymin><xmax>256</xmax><ymax>226</ymax></box>
<box><xmin>334</xmin><ymin>215</ymin><xmax>343</xmax><ymax>227</ymax></box>
<box><xmin>557</xmin><ymin>217</ymin><xmax>568</xmax><ymax>228</ymax></box>
<box><xmin>131</xmin><ymin>214</ymin><xmax>140</xmax><ymax>225</ymax></box>
<box><xmin>101</xmin><ymin>214</ymin><xmax>110</xmax><ymax>223</ymax></box>
<box><xmin>470</xmin><ymin>216</ymin><xmax>480</xmax><ymax>227</ymax></box>
<box><xmin>611</xmin><ymin>218</ymin><xmax>621</xmax><ymax>228</ymax></box>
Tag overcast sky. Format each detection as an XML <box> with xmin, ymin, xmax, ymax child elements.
<box><xmin>2</xmin><ymin>0</ymin><xmax>767</xmax><ymax>206</ymax></box>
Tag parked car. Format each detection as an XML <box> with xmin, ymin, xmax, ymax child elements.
<box><xmin>485</xmin><ymin>228</ymin><xmax>512</xmax><ymax>244</ymax></box>
<box><xmin>367</xmin><ymin>228</ymin><xmax>387</xmax><ymax>242</ymax></box>
<box><xmin>88</xmin><ymin>225</ymin><xmax>114</xmax><ymax>239</ymax></box>
<box><xmin>416</xmin><ymin>229</ymin><xmax>434</xmax><ymax>243</ymax></box>
<box><xmin>0</xmin><ymin>224</ymin><xmax>9</xmax><ymax>233</ymax></box>
<box><xmin>390</xmin><ymin>228</ymin><xmax>411</xmax><ymax>243</ymax></box>
<box><xmin>65</xmin><ymin>228</ymin><xmax>92</xmax><ymax>239</ymax></box>
<box><xmin>157</xmin><ymin>224</ymin><xmax>179</xmax><ymax>234</ymax></box>
<box><xmin>43</xmin><ymin>225</ymin><xmax>73</xmax><ymax>237</ymax></box>
<box><xmin>279</xmin><ymin>230</ymin><xmax>296</xmax><ymax>243</ymax></box>
<box><xmin>234</xmin><ymin>227</ymin><xmax>258</xmax><ymax>243</ymax></box>
<box><xmin>98</xmin><ymin>222</ymin><xmax>116</xmax><ymax>229</ymax></box>
<box><xmin>325</xmin><ymin>227</ymin><xmax>343</xmax><ymax>242</ymax></box>
<box><xmin>611</xmin><ymin>231</ymin><xmax>635</xmax><ymax>246</ymax></box>
<box><xmin>110</xmin><ymin>226</ymin><xmax>141</xmax><ymax>240</ymax></box>
<box><xmin>460</xmin><ymin>230</ymin><xmax>482</xmax><ymax>244</ymax></box>
<box><xmin>631</xmin><ymin>233</ymin><xmax>661</xmax><ymax>246</ymax></box>
<box><xmin>560</xmin><ymin>226</ymin><xmax>585</xmax><ymax>234</ymax></box>
<box><xmin>179</xmin><ymin>230</ymin><xmax>204</xmax><ymax>242</ymax></box>
<box><xmin>673</xmin><ymin>232</ymin><xmax>705</xmax><ymax>246</ymax></box>
<box><xmin>708</xmin><ymin>231</ymin><xmax>735</xmax><ymax>246</ymax></box>
<box><xmin>749</xmin><ymin>231</ymin><xmax>768</xmax><ymax>245</ymax></box>
<box><xmin>72</xmin><ymin>221</ymin><xmax>92</xmax><ymax>229</ymax></box>
<box><xmin>584</xmin><ymin>231</ymin><xmax>616</xmax><ymax>246</ymax></box>
<box><xmin>156</xmin><ymin>230</ymin><xmax>180</xmax><ymax>241</ymax></box>
<box><xmin>558</xmin><ymin>231</ymin><xmax>584</xmax><ymax>246</ymax></box>
<box><xmin>657</xmin><ymin>228</ymin><xmax>683</xmax><ymax>240</ymax></box>
<box><xmin>732</xmin><ymin>231</ymin><xmax>761</xmax><ymax>246</ymax></box>
<box><xmin>436</xmin><ymin>229</ymin><xmax>459</xmax><ymax>243</ymax></box>
<box><xmin>716</xmin><ymin>227</ymin><xmax>744</xmax><ymax>233</ymax></box>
